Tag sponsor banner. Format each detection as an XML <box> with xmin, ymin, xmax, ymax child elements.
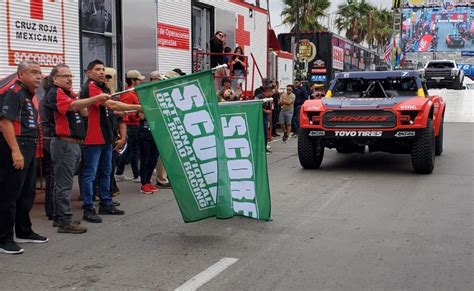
<box><xmin>157</xmin><ymin>22</ymin><xmax>190</xmax><ymax>51</ymax></box>
<box><xmin>332</xmin><ymin>46</ymin><xmax>344</xmax><ymax>70</ymax></box>
<box><xmin>135</xmin><ymin>70</ymin><xmax>232</xmax><ymax>222</ymax></box>
<box><xmin>5</xmin><ymin>0</ymin><xmax>65</xmax><ymax>67</ymax></box>
<box><xmin>219</xmin><ymin>102</ymin><xmax>271</xmax><ymax>221</ymax></box>
<box><xmin>461</xmin><ymin>51</ymin><xmax>474</xmax><ymax>57</ymax></box>
<box><xmin>307</xmin><ymin>130</ymin><xmax>418</xmax><ymax>138</ymax></box>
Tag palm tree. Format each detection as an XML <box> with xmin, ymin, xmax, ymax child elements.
<box><xmin>281</xmin><ymin>0</ymin><xmax>331</xmax><ymax>33</ymax></box>
<box><xmin>334</xmin><ymin>0</ymin><xmax>374</xmax><ymax>43</ymax></box>
<box><xmin>372</xmin><ymin>9</ymin><xmax>393</xmax><ymax>53</ymax></box>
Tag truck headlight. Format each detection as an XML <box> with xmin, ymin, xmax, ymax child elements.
<box><xmin>451</xmin><ymin>69</ymin><xmax>458</xmax><ymax>76</ymax></box>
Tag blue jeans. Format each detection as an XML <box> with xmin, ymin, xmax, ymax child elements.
<box><xmin>81</xmin><ymin>144</ymin><xmax>113</xmax><ymax>209</ymax></box>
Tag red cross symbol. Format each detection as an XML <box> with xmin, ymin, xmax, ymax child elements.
<box><xmin>30</xmin><ymin>0</ymin><xmax>55</xmax><ymax>20</ymax></box>
<box><xmin>235</xmin><ymin>15</ymin><xmax>250</xmax><ymax>49</ymax></box>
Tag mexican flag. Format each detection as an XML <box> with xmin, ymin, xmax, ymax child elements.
<box><xmin>135</xmin><ymin>70</ymin><xmax>271</xmax><ymax>222</ymax></box>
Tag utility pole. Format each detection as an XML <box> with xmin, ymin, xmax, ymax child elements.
<box><xmin>295</xmin><ymin>0</ymin><xmax>301</xmax><ymax>79</ymax></box>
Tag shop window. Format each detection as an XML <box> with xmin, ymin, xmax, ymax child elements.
<box><xmin>80</xmin><ymin>0</ymin><xmax>118</xmax><ymax>82</ymax></box>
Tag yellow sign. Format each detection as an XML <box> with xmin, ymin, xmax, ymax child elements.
<box><xmin>297</xmin><ymin>39</ymin><xmax>317</xmax><ymax>62</ymax></box>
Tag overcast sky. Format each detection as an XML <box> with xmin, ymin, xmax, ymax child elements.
<box><xmin>269</xmin><ymin>0</ymin><xmax>392</xmax><ymax>36</ymax></box>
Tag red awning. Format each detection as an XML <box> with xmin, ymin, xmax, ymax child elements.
<box><xmin>268</xmin><ymin>27</ymin><xmax>281</xmax><ymax>51</ymax></box>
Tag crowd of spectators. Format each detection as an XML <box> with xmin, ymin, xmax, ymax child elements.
<box><xmin>0</xmin><ymin>60</ymin><xmax>182</xmax><ymax>255</ymax></box>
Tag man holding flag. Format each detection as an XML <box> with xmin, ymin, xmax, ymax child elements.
<box><xmin>80</xmin><ymin>59</ymin><xmax>142</xmax><ymax>223</ymax></box>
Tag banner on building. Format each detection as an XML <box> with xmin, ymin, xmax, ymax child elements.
<box><xmin>4</xmin><ymin>0</ymin><xmax>66</xmax><ymax>67</ymax></box>
<box><xmin>332</xmin><ymin>46</ymin><xmax>344</xmax><ymax>70</ymax></box>
<box><xmin>135</xmin><ymin>70</ymin><xmax>271</xmax><ymax>222</ymax></box>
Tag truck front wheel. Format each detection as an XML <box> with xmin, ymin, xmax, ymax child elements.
<box><xmin>411</xmin><ymin>119</ymin><xmax>435</xmax><ymax>174</ymax></box>
<box><xmin>298</xmin><ymin>129</ymin><xmax>324</xmax><ymax>169</ymax></box>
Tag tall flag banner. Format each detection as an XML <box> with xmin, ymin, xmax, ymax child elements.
<box><xmin>135</xmin><ymin>70</ymin><xmax>233</xmax><ymax>222</ymax></box>
<box><xmin>135</xmin><ymin>70</ymin><xmax>272</xmax><ymax>222</ymax></box>
<box><xmin>219</xmin><ymin>101</ymin><xmax>271</xmax><ymax>221</ymax></box>
<box><xmin>384</xmin><ymin>38</ymin><xmax>392</xmax><ymax>65</ymax></box>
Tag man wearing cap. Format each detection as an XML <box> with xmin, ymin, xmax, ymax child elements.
<box><xmin>114</xmin><ymin>70</ymin><xmax>144</xmax><ymax>183</ymax></box>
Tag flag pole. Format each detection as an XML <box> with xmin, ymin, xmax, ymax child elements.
<box><xmin>110</xmin><ymin>87</ymin><xmax>135</xmax><ymax>99</ymax></box>
<box><xmin>219</xmin><ymin>98</ymin><xmax>274</xmax><ymax>106</ymax></box>
<box><xmin>211</xmin><ymin>64</ymin><xmax>228</xmax><ymax>71</ymax></box>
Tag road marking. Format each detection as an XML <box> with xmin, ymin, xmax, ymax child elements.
<box><xmin>175</xmin><ymin>257</ymin><xmax>239</xmax><ymax>291</ymax></box>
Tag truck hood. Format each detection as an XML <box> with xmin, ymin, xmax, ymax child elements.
<box><xmin>322</xmin><ymin>97</ymin><xmax>412</xmax><ymax>109</ymax></box>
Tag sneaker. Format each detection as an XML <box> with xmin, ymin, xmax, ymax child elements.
<box><xmin>0</xmin><ymin>242</ymin><xmax>24</xmax><ymax>255</ymax></box>
<box><xmin>58</xmin><ymin>223</ymin><xmax>87</xmax><ymax>234</ymax></box>
<box><xmin>266</xmin><ymin>145</ymin><xmax>272</xmax><ymax>151</ymax></box>
<box><xmin>292</xmin><ymin>132</ymin><xmax>298</xmax><ymax>138</ymax></box>
<box><xmin>115</xmin><ymin>174</ymin><xmax>132</xmax><ymax>182</ymax></box>
<box><xmin>133</xmin><ymin>177</ymin><xmax>141</xmax><ymax>183</ymax></box>
<box><xmin>53</xmin><ymin>220</ymin><xmax>81</xmax><ymax>228</ymax></box>
<box><xmin>83</xmin><ymin>209</ymin><xmax>102</xmax><ymax>223</ymax></box>
<box><xmin>140</xmin><ymin>184</ymin><xmax>154</xmax><ymax>194</ymax></box>
<box><xmin>148</xmin><ymin>184</ymin><xmax>160</xmax><ymax>192</ymax></box>
<box><xmin>15</xmin><ymin>232</ymin><xmax>49</xmax><ymax>244</ymax></box>
<box><xmin>112</xmin><ymin>200</ymin><xmax>121</xmax><ymax>207</ymax></box>
<box><xmin>282</xmin><ymin>133</ymin><xmax>289</xmax><ymax>142</ymax></box>
<box><xmin>156</xmin><ymin>181</ymin><xmax>171</xmax><ymax>188</ymax></box>
<box><xmin>98</xmin><ymin>204</ymin><xmax>125</xmax><ymax>215</ymax></box>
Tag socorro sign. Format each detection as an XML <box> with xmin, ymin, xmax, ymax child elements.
<box><xmin>4</xmin><ymin>0</ymin><xmax>66</xmax><ymax>67</ymax></box>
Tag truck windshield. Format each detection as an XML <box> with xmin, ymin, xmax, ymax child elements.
<box><xmin>426</xmin><ymin>62</ymin><xmax>454</xmax><ymax>69</ymax></box>
<box><xmin>332</xmin><ymin>77</ymin><xmax>418</xmax><ymax>98</ymax></box>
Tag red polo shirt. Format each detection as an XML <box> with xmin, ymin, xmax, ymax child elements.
<box><xmin>120</xmin><ymin>87</ymin><xmax>140</xmax><ymax>126</ymax></box>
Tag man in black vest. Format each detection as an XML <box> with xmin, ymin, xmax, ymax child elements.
<box><xmin>0</xmin><ymin>60</ymin><xmax>49</xmax><ymax>255</ymax></box>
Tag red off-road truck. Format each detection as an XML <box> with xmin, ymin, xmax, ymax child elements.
<box><xmin>298</xmin><ymin>70</ymin><xmax>446</xmax><ymax>174</ymax></box>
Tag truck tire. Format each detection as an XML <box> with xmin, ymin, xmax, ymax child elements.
<box><xmin>453</xmin><ymin>75</ymin><xmax>462</xmax><ymax>90</ymax></box>
<box><xmin>298</xmin><ymin>129</ymin><xmax>324</xmax><ymax>169</ymax></box>
<box><xmin>435</xmin><ymin>116</ymin><xmax>444</xmax><ymax>156</ymax></box>
<box><xmin>411</xmin><ymin>119</ymin><xmax>435</xmax><ymax>174</ymax></box>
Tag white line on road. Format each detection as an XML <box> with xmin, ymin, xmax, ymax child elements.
<box><xmin>175</xmin><ymin>257</ymin><xmax>239</xmax><ymax>291</ymax></box>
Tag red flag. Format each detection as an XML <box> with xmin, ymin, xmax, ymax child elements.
<box><xmin>418</xmin><ymin>34</ymin><xmax>433</xmax><ymax>52</ymax></box>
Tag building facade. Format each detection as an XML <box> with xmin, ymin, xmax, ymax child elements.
<box><xmin>0</xmin><ymin>0</ymin><xmax>269</xmax><ymax>92</ymax></box>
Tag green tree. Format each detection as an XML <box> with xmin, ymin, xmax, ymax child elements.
<box><xmin>372</xmin><ymin>9</ymin><xmax>393</xmax><ymax>53</ymax></box>
<box><xmin>281</xmin><ymin>0</ymin><xmax>331</xmax><ymax>33</ymax></box>
<box><xmin>334</xmin><ymin>0</ymin><xmax>374</xmax><ymax>43</ymax></box>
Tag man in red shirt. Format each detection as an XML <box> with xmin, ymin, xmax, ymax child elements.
<box><xmin>0</xmin><ymin>60</ymin><xmax>48</xmax><ymax>254</ymax></box>
<box><xmin>115</xmin><ymin>70</ymin><xmax>144</xmax><ymax>182</ymax></box>
<box><xmin>80</xmin><ymin>59</ymin><xmax>142</xmax><ymax>223</ymax></box>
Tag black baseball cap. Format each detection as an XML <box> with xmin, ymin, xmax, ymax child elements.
<box><xmin>173</xmin><ymin>68</ymin><xmax>186</xmax><ymax>76</ymax></box>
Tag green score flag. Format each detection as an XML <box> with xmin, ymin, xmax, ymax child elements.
<box><xmin>219</xmin><ymin>101</ymin><xmax>271</xmax><ymax>221</ymax></box>
<box><xmin>135</xmin><ymin>69</ymin><xmax>271</xmax><ymax>222</ymax></box>
<box><xmin>135</xmin><ymin>70</ymin><xmax>233</xmax><ymax>222</ymax></box>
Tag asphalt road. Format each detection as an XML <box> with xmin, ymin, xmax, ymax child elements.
<box><xmin>1</xmin><ymin>122</ymin><xmax>473</xmax><ymax>290</ymax></box>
